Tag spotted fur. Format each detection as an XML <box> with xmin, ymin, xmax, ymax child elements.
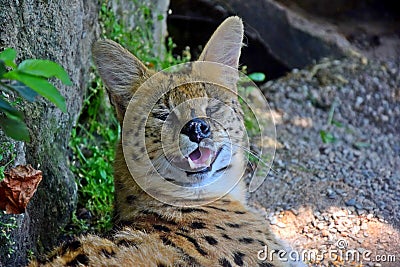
<box><xmin>30</xmin><ymin>17</ymin><xmax>299</xmax><ymax>267</ymax></box>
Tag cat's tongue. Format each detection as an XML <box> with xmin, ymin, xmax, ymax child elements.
<box><xmin>188</xmin><ymin>147</ymin><xmax>213</xmax><ymax>169</ymax></box>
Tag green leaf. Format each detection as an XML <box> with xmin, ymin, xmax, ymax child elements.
<box><xmin>4</xmin><ymin>71</ymin><xmax>67</xmax><ymax>112</ymax></box>
<box><xmin>0</xmin><ymin>98</ymin><xmax>24</xmax><ymax>119</ymax></box>
<box><xmin>331</xmin><ymin>120</ymin><xmax>343</xmax><ymax>128</ymax></box>
<box><xmin>100</xmin><ymin>169</ymin><xmax>107</xmax><ymax>179</ymax></box>
<box><xmin>0</xmin><ymin>116</ymin><xmax>30</xmax><ymax>142</ymax></box>
<box><xmin>0</xmin><ymin>166</ymin><xmax>4</xmax><ymax>181</ymax></box>
<box><xmin>9</xmin><ymin>83</ymin><xmax>38</xmax><ymax>102</ymax></box>
<box><xmin>0</xmin><ymin>48</ymin><xmax>17</xmax><ymax>69</ymax></box>
<box><xmin>248</xmin><ymin>72</ymin><xmax>266</xmax><ymax>82</ymax></box>
<box><xmin>353</xmin><ymin>142</ymin><xmax>370</xmax><ymax>149</ymax></box>
<box><xmin>245</xmin><ymin>85</ymin><xmax>257</xmax><ymax>93</ymax></box>
<box><xmin>18</xmin><ymin>59</ymin><xmax>72</xmax><ymax>85</ymax></box>
<box><xmin>320</xmin><ymin>130</ymin><xmax>336</xmax><ymax>143</ymax></box>
<box><xmin>0</xmin><ymin>60</ymin><xmax>6</xmax><ymax>78</ymax></box>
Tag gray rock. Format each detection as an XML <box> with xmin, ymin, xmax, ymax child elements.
<box><xmin>345</xmin><ymin>198</ymin><xmax>357</xmax><ymax>207</ymax></box>
<box><xmin>0</xmin><ymin>1</ymin><xmax>99</xmax><ymax>265</ymax></box>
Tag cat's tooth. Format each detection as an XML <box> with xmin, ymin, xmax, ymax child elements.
<box><xmin>188</xmin><ymin>157</ymin><xmax>197</xmax><ymax>169</ymax></box>
<box><xmin>205</xmin><ymin>155</ymin><xmax>212</xmax><ymax>167</ymax></box>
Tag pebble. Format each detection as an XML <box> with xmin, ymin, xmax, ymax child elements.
<box><xmin>290</xmin><ymin>208</ymin><xmax>299</xmax><ymax>216</ymax></box>
<box><xmin>347</xmin><ymin>206</ymin><xmax>356</xmax><ymax>213</ymax></box>
<box><xmin>357</xmin><ymin>209</ymin><xmax>366</xmax><ymax>215</ymax></box>
<box><xmin>355</xmin><ymin>203</ymin><xmax>364</xmax><ymax>210</ymax></box>
<box><xmin>316</xmin><ymin>223</ymin><xmax>325</xmax><ymax>230</ymax></box>
<box><xmin>321</xmin><ymin>229</ymin><xmax>330</xmax><ymax>237</ymax></box>
<box><xmin>333</xmin><ymin>210</ymin><xmax>347</xmax><ymax>218</ymax></box>
<box><xmin>336</xmin><ymin>225</ymin><xmax>346</xmax><ymax>232</ymax></box>
<box><xmin>345</xmin><ymin>198</ymin><xmax>356</xmax><ymax>206</ymax></box>
<box><xmin>276</xmin><ymin>222</ymin><xmax>286</xmax><ymax>228</ymax></box>
<box><xmin>326</xmin><ymin>189</ymin><xmax>337</xmax><ymax>199</ymax></box>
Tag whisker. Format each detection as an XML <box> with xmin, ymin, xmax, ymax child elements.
<box><xmin>228</xmin><ymin>140</ymin><xmax>280</xmax><ymax>179</ymax></box>
<box><xmin>222</xmin><ymin>142</ymin><xmax>265</xmax><ymax>164</ymax></box>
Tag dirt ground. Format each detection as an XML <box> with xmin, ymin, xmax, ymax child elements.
<box><xmin>242</xmin><ymin>3</ymin><xmax>400</xmax><ymax>265</ymax></box>
<box><xmin>248</xmin><ymin>55</ymin><xmax>400</xmax><ymax>267</ymax></box>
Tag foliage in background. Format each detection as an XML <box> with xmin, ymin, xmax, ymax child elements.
<box><xmin>238</xmin><ymin>72</ymin><xmax>273</xmax><ymax>175</ymax></box>
<box><xmin>68</xmin><ymin>0</ymin><xmax>190</xmax><ymax>233</ymax></box>
<box><xmin>99</xmin><ymin>0</ymin><xmax>190</xmax><ymax>69</ymax></box>
<box><xmin>0</xmin><ymin>143</ymin><xmax>15</xmax><ymax>181</ymax></box>
<box><xmin>0</xmin><ymin>48</ymin><xmax>70</xmax><ymax>142</ymax></box>
<box><xmin>319</xmin><ymin>101</ymin><xmax>340</xmax><ymax>144</ymax></box>
<box><xmin>68</xmin><ymin>75</ymin><xmax>118</xmax><ymax>232</ymax></box>
<box><xmin>0</xmin><ymin>212</ymin><xmax>17</xmax><ymax>258</ymax></box>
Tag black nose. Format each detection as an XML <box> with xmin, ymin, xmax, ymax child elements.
<box><xmin>181</xmin><ymin>118</ymin><xmax>211</xmax><ymax>143</ymax></box>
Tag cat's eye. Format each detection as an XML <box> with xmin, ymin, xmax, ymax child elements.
<box><xmin>153</xmin><ymin>111</ymin><xmax>169</xmax><ymax>121</ymax></box>
<box><xmin>206</xmin><ymin>106</ymin><xmax>218</xmax><ymax>116</ymax></box>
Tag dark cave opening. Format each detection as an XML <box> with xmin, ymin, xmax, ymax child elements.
<box><xmin>167</xmin><ymin>1</ymin><xmax>290</xmax><ymax>81</ymax></box>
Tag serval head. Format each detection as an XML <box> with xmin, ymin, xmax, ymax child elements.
<box><xmin>92</xmin><ymin>17</ymin><xmax>251</xmax><ymax>207</ymax></box>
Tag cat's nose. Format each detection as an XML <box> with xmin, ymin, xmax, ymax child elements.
<box><xmin>181</xmin><ymin>118</ymin><xmax>211</xmax><ymax>143</ymax></box>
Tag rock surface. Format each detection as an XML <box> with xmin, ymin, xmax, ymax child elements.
<box><xmin>0</xmin><ymin>0</ymin><xmax>99</xmax><ymax>266</ymax></box>
<box><xmin>169</xmin><ymin>0</ymin><xmax>399</xmax><ymax>79</ymax></box>
<box><xmin>110</xmin><ymin>0</ymin><xmax>169</xmax><ymax>58</ymax></box>
<box><xmin>169</xmin><ymin>0</ymin><xmax>356</xmax><ymax>74</ymax></box>
<box><xmin>275</xmin><ymin>0</ymin><xmax>400</xmax><ymax>62</ymax></box>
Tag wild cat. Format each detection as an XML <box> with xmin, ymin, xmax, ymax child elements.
<box><xmin>31</xmin><ymin>17</ymin><xmax>301</xmax><ymax>267</ymax></box>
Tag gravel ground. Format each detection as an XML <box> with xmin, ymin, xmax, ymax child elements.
<box><xmin>248</xmin><ymin>55</ymin><xmax>400</xmax><ymax>266</ymax></box>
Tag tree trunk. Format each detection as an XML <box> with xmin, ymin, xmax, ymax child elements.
<box><xmin>0</xmin><ymin>0</ymin><xmax>99</xmax><ymax>265</ymax></box>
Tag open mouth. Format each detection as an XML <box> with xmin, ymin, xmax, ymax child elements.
<box><xmin>169</xmin><ymin>139</ymin><xmax>221</xmax><ymax>175</ymax></box>
<box><xmin>188</xmin><ymin>146</ymin><xmax>213</xmax><ymax>169</ymax></box>
<box><xmin>186</xmin><ymin>148</ymin><xmax>221</xmax><ymax>175</ymax></box>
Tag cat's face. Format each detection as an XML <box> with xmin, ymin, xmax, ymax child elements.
<box><xmin>93</xmin><ymin>17</ymin><xmax>247</xmax><ymax>204</ymax></box>
<box><xmin>142</xmin><ymin>72</ymin><xmax>245</xmax><ymax>187</ymax></box>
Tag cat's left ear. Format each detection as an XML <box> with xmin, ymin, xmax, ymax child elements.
<box><xmin>92</xmin><ymin>39</ymin><xmax>150</xmax><ymax>122</ymax></box>
<box><xmin>198</xmin><ymin>16</ymin><xmax>244</xmax><ymax>69</ymax></box>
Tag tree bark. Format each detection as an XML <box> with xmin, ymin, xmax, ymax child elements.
<box><xmin>0</xmin><ymin>0</ymin><xmax>100</xmax><ymax>265</ymax></box>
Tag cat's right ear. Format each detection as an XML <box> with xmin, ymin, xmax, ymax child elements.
<box><xmin>198</xmin><ymin>16</ymin><xmax>244</xmax><ymax>69</ymax></box>
<box><xmin>92</xmin><ymin>39</ymin><xmax>149</xmax><ymax>122</ymax></box>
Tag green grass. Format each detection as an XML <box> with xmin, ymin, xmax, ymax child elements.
<box><xmin>0</xmin><ymin>142</ymin><xmax>15</xmax><ymax>181</ymax></box>
<box><xmin>68</xmin><ymin>77</ymin><xmax>118</xmax><ymax>232</ymax></box>
<box><xmin>99</xmin><ymin>1</ymin><xmax>189</xmax><ymax>69</ymax></box>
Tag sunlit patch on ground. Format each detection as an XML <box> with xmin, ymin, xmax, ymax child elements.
<box><xmin>268</xmin><ymin>206</ymin><xmax>399</xmax><ymax>267</ymax></box>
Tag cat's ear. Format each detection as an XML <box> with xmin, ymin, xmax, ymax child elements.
<box><xmin>92</xmin><ymin>39</ymin><xmax>150</xmax><ymax>122</ymax></box>
<box><xmin>198</xmin><ymin>16</ymin><xmax>244</xmax><ymax>69</ymax></box>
